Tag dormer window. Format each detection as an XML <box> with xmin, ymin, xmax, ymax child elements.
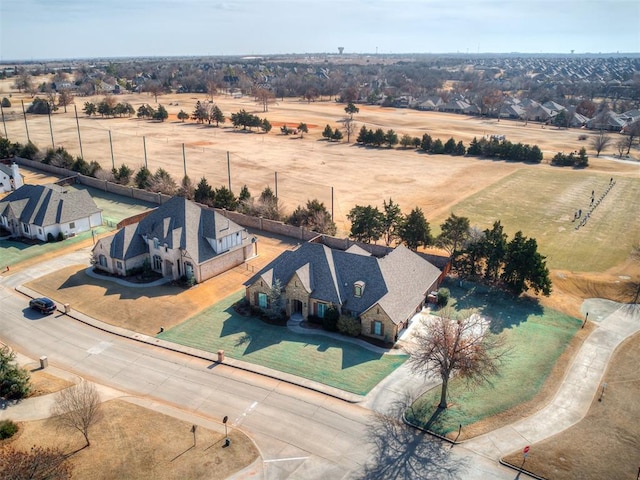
<box><xmin>354</xmin><ymin>280</ymin><xmax>365</xmax><ymax>298</ymax></box>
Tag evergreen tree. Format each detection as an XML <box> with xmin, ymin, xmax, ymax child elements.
<box><xmin>382</xmin><ymin>198</ymin><xmax>403</xmax><ymax>246</ymax></box>
<box><xmin>347</xmin><ymin>205</ymin><xmax>385</xmax><ymax>243</ymax></box>
<box><xmin>420</xmin><ymin>133</ymin><xmax>433</xmax><ymax>151</ymax></box>
<box><xmin>322</xmin><ymin>124</ymin><xmax>334</xmax><ymax>140</ymax></box>
<box><xmin>194</xmin><ymin>177</ymin><xmax>215</xmax><ymax>206</ymax></box>
<box><xmin>482</xmin><ymin>221</ymin><xmax>508</xmax><ymax>283</ymax></box>
<box><xmin>399</xmin><ymin>207</ymin><xmax>432</xmax><ymax>251</ymax></box>
<box><xmin>134</xmin><ymin>166</ymin><xmax>152</xmax><ymax>190</ymax></box>
<box><xmin>501</xmin><ymin>231</ymin><xmax>551</xmax><ymax>295</ymax></box>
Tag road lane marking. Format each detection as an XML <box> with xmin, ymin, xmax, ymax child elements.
<box><xmin>264</xmin><ymin>457</ymin><xmax>309</xmax><ymax>463</ymax></box>
<box><xmin>233</xmin><ymin>400</ymin><xmax>258</xmax><ymax>426</ymax></box>
<box><xmin>87</xmin><ymin>341</ymin><xmax>112</xmax><ymax>355</ymax></box>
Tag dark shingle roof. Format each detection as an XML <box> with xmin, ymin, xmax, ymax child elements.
<box><xmin>245</xmin><ymin>243</ymin><xmax>441</xmax><ymax>325</ymax></box>
<box><xmin>0</xmin><ymin>184</ymin><xmax>101</xmax><ymax>227</ymax></box>
<box><xmin>101</xmin><ymin>196</ymin><xmax>247</xmax><ymax>264</ymax></box>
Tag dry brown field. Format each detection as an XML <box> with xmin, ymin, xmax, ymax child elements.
<box><xmin>5</xmin><ymin>399</ymin><xmax>258</xmax><ymax>480</ymax></box>
<box><xmin>2</xmin><ymin>77</ymin><xmax>639</xmax><ymax>315</ymax></box>
<box><xmin>3</xmin><ymin>78</ymin><xmax>638</xmax><ymax>234</ymax></box>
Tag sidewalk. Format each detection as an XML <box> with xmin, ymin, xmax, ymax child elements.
<box><xmin>463</xmin><ymin>302</ymin><xmax>640</xmax><ymax>461</ymax></box>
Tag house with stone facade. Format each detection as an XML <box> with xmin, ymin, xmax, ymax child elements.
<box><xmin>0</xmin><ymin>183</ymin><xmax>102</xmax><ymax>240</ymax></box>
<box><xmin>92</xmin><ymin>196</ymin><xmax>256</xmax><ymax>284</ymax></box>
<box><xmin>244</xmin><ymin>241</ymin><xmax>442</xmax><ymax>344</ymax></box>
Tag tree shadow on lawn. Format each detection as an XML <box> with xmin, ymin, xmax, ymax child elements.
<box><xmin>219</xmin><ymin>307</ymin><xmax>385</xmax><ymax>368</ymax></box>
<box><xmin>445</xmin><ymin>279</ymin><xmax>543</xmax><ymax>334</ymax></box>
<box><xmin>357</xmin><ymin>396</ymin><xmax>465</xmax><ymax>480</ymax></box>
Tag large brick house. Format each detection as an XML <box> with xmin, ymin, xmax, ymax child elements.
<box><xmin>244</xmin><ymin>241</ymin><xmax>442</xmax><ymax>344</ymax></box>
<box><xmin>92</xmin><ymin>196</ymin><xmax>257</xmax><ymax>283</ymax></box>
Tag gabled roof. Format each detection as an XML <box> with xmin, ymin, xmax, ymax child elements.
<box><xmin>245</xmin><ymin>242</ymin><xmax>441</xmax><ymax>325</ymax></box>
<box><xmin>97</xmin><ymin>196</ymin><xmax>247</xmax><ymax>264</ymax></box>
<box><xmin>0</xmin><ymin>184</ymin><xmax>101</xmax><ymax>227</ymax></box>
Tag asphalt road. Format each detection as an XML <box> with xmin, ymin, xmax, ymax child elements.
<box><xmin>0</xmin><ymin>251</ymin><xmax>520</xmax><ymax>480</ymax></box>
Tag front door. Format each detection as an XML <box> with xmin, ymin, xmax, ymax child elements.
<box><xmin>292</xmin><ymin>299</ymin><xmax>303</xmax><ymax>314</ymax></box>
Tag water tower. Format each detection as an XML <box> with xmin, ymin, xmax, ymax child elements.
<box><xmin>338</xmin><ymin>47</ymin><xmax>344</xmax><ymax>55</ymax></box>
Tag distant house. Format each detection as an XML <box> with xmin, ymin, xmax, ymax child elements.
<box><xmin>586</xmin><ymin>111</ymin><xmax>627</xmax><ymax>131</ymax></box>
<box><xmin>0</xmin><ymin>184</ymin><xmax>102</xmax><ymax>240</ymax></box>
<box><xmin>0</xmin><ymin>162</ymin><xmax>23</xmax><ymax>194</ymax></box>
<box><xmin>92</xmin><ymin>196</ymin><xmax>257</xmax><ymax>283</ymax></box>
<box><xmin>244</xmin><ymin>242</ymin><xmax>442</xmax><ymax>344</ymax></box>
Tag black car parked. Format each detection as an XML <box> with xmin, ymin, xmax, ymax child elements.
<box><xmin>29</xmin><ymin>297</ymin><xmax>57</xmax><ymax>315</ymax></box>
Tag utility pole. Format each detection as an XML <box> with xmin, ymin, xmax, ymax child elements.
<box><xmin>47</xmin><ymin>103</ymin><xmax>55</xmax><ymax>149</ymax></box>
<box><xmin>109</xmin><ymin>130</ymin><xmax>115</xmax><ymax>170</ymax></box>
<box><xmin>182</xmin><ymin>143</ymin><xmax>187</xmax><ymax>177</ymax></box>
<box><xmin>74</xmin><ymin>105</ymin><xmax>83</xmax><ymax>158</ymax></box>
<box><xmin>0</xmin><ymin>103</ymin><xmax>7</xmax><ymax>138</ymax></box>
<box><xmin>21</xmin><ymin>100</ymin><xmax>30</xmax><ymax>143</ymax></box>
<box><xmin>143</xmin><ymin>136</ymin><xmax>148</xmax><ymax>168</ymax></box>
<box><xmin>227</xmin><ymin>151</ymin><xmax>231</xmax><ymax>191</ymax></box>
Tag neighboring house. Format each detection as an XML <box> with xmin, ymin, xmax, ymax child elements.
<box><xmin>0</xmin><ymin>162</ymin><xmax>23</xmax><ymax>194</ymax></box>
<box><xmin>0</xmin><ymin>184</ymin><xmax>102</xmax><ymax>240</ymax></box>
<box><xmin>92</xmin><ymin>196</ymin><xmax>256</xmax><ymax>283</ymax></box>
<box><xmin>244</xmin><ymin>241</ymin><xmax>442</xmax><ymax>344</ymax></box>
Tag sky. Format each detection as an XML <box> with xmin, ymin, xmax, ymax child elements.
<box><xmin>1</xmin><ymin>0</ymin><xmax>639</xmax><ymax>61</ymax></box>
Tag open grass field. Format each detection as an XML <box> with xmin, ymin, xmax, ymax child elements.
<box><xmin>158</xmin><ymin>291</ymin><xmax>408</xmax><ymax>396</ymax></box>
<box><xmin>502</xmin><ymin>329</ymin><xmax>640</xmax><ymax>480</ymax></box>
<box><xmin>405</xmin><ymin>280</ymin><xmax>583</xmax><ymax>439</ymax></box>
<box><xmin>5</xmin><ymin>399</ymin><xmax>258</xmax><ymax>480</ymax></box>
<box><xmin>432</xmin><ymin>168</ymin><xmax>640</xmax><ymax>272</ymax></box>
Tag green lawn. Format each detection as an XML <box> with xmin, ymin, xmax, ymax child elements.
<box><xmin>158</xmin><ymin>291</ymin><xmax>407</xmax><ymax>395</ymax></box>
<box><xmin>74</xmin><ymin>185</ymin><xmax>156</xmax><ymax>226</ymax></box>
<box><xmin>0</xmin><ymin>225</ymin><xmax>110</xmax><ymax>267</ymax></box>
<box><xmin>431</xmin><ymin>169</ymin><xmax>640</xmax><ymax>272</ymax></box>
<box><xmin>406</xmin><ymin>280</ymin><xmax>582</xmax><ymax>435</ymax></box>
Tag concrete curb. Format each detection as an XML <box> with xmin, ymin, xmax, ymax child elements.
<box><xmin>15</xmin><ymin>285</ymin><xmax>365</xmax><ymax>404</ymax></box>
<box><xmin>498</xmin><ymin>459</ymin><xmax>547</xmax><ymax>480</ymax></box>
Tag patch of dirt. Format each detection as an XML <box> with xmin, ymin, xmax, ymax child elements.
<box><xmin>27</xmin><ymin>370</ymin><xmax>74</xmax><ymax>398</ymax></box>
<box><xmin>502</xmin><ymin>331</ymin><xmax>640</xmax><ymax>480</ymax></box>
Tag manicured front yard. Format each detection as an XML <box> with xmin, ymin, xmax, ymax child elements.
<box><xmin>0</xmin><ymin>226</ymin><xmax>109</xmax><ymax>267</ymax></box>
<box><xmin>158</xmin><ymin>291</ymin><xmax>407</xmax><ymax>395</ymax></box>
<box><xmin>406</xmin><ymin>280</ymin><xmax>582</xmax><ymax>437</ymax></box>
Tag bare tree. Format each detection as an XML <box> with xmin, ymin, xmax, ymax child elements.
<box><xmin>344</xmin><ymin>118</ymin><xmax>356</xmax><ymax>143</ymax></box>
<box><xmin>51</xmin><ymin>381</ymin><xmax>102</xmax><ymax>447</ymax></box>
<box><xmin>407</xmin><ymin>308</ymin><xmax>506</xmax><ymax>409</ymax></box>
<box><xmin>57</xmin><ymin>88</ymin><xmax>74</xmax><ymax>113</ymax></box>
<box><xmin>616</xmin><ymin>138</ymin><xmax>627</xmax><ymax>158</ymax></box>
<box><xmin>0</xmin><ymin>445</ymin><xmax>73</xmax><ymax>479</ymax></box>
<box><xmin>590</xmin><ymin>131</ymin><xmax>612</xmax><ymax>157</ymax></box>
<box><xmin>144</xmin><ymin>81</ymin><xmax>165</xmax><ymax>103</ymax></box>
<box><xmin>622</xmin><ymin>121</ymin><xmax>640</xmax><ymax>155</ymax></box>
<box><xmin>622</xmin><ymin>243</ymin><xmax>640</xmax><ymax>304</ymax></box>
<box><xmin>254</xmin><ymin>88</ymin><xmax>275</xmax><ymax>112</ymax></box>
